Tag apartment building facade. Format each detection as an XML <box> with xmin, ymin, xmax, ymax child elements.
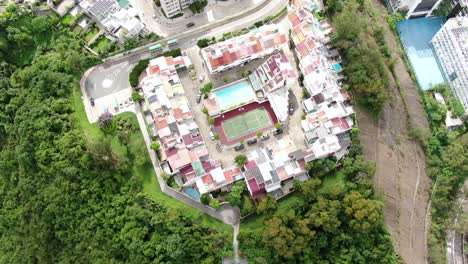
<box><xmin>387</xmin><ymin>0</ymin><xmax>444</xmax><ymax>18</ymax></box>
<box><xmin>160</xmin><ymin>0</ymin><xmax>193</xmax><ymax>18</ymax></box>
<box><xmin>431</xmin><ymin>16</ymin><xmax>468</xmax><ymax>112</ymax></box>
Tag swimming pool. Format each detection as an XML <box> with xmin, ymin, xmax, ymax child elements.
<box><xmin>397</xmin><ymin>18</ymin><xmax>446</xmax><ymax>90</ymax></box>
<box><xmin>333</xmin><ymin>63</ymin><xmax>343</xmax><ymax>72</ymax></box>
<box><xmin>184</xmin><ymin>187</ymin><xmax>200</xmax><ymax>200</ymax></box>
<box><xmin>215</xmin><ymin>80</ymin><xmax>256</xmax><ymax>111</ymax></box>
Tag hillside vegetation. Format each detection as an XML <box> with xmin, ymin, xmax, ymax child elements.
<box><xmin>0</xmin><ymin>6</ymin><xmax>230</xmax><ymax>263</ymax></box>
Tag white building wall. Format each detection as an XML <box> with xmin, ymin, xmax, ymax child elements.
<box><xmin>431</xmin><ymin>16</ymin><xmax>468</xmax><ymax>112</ymax></box>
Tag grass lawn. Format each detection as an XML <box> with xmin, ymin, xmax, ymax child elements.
<box><xmin>91</xmin><ymin>36</ymin><xmax>110</xmax><ymax>53</ymax></box>
<box><xmin>72</xmin><ymin>25</ymin><xmax>83</xmax><ymax>35</ymax></box>
<box><xmin>61</xmin><ymin>14</ymin><xmax>75</xmax><ymax>26</ymax></box>
<box><xmin>84</xmin><ymin>28</ymin><xmax>98</xmax><ymax>42</ymax></box>
<box><xmin>320</xmin><ymin>171</ymin><xmax>346</xmax><ymax>191</ymax></box>
<box><xmin>72</xmin><ymin>90</ymin><xmax>232</xmax><ymax>234</ymax></box>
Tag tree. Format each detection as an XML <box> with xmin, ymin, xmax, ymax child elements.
<box><xmin>98</xmin><ymin>112</ymin><xmax>116</xmax><ymax>133</ymax></box>
<box><xmin>256</xmin><ymin>195</ymin><xmax>277</xmax><ymax>216</ymax></box>
<box><xmin>131</xmin><ymin>91</ymin><xmax>143</xmax><ymax>102</ymax></box>
<box><xmin>200</xmin><ymin>82</ymin><xmax>213</xmax><ymax>96</ymax></box>
<box><xmin>262</xmin><ymin>210</ymin><xmax>314</xmax><ymax>259</ymax></box>
<box><xmin>343</xmin><ymin>191</ymin><xmax>383</xmax><ymax>232</ymax></box>
<box><xmin>225</xmin><ymin>182</ymin><xmax>245</xmax><ymax>207</ymax></box>
<box><xmin>189</xmin><ymin>0</ymin><xmax>208</xmax><ymax>14</ymax></box>
<box><xmin>234</xmin><ymin>154</ymin><xmax>248</xmax><ymax>166</ymax></box>
<box><xmin>242</xmin><ymin>70</ymin><xmax>251</xmax><ymax>78</ymax></box>
<box><xmin>301</xmin><ymin>178</ymin><xmax>321</xmax><ymax>199</ymax></box>
<box><xmin>202</xmin><ymin>107</ymin><xmax>209</xmax><ymax>115</ymax></box>
<box><xmin>197</xmin><ymin>38</ymin><xmax>211</xmax><ymax>48</ymax></box>
<box><xmin>209</xmin><ymin>198</ymin><xmax>220</xmax><ymax>209</ymax></box>
<box><xmin>151</xmin><ymin>141</ymin><xmax>161</xmax><ymax>151</ymax></box>
<box><xmin>275</xmin><ymin>122</ymin><xmax>282</xmax><ymax>130</ymax></box>
<box><xmin>124</xmin><ymin>38</ymin><xmax>139</xmax><ymax>50</ymax></box>
<box><xmin>161</xmin><ymin>172</ymin><xmax>171</xmax><ymax>182</ymax></box>
<box><xmin>256</xmin><ymin>131</ymin><xmax>263</xmax><ymax>138</ymax></box>
<box><xmin>200</xmin><ymin>193</ymin><xmax>210</xmax><ymax>205</ymax></box>
<box><xmin>214</xmin><ymin>133</ymin><xmax>220</xmax><ymax>140</ymax></box>
<box><xmin>208</xmin><ymin>117</ymin><xmax>215</xmax><ymax>125</ymax></box>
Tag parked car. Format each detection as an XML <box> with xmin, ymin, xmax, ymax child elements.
<box><xmin>186</xmin><ymin>22</ymin><xmax>195</xmax><ymax>28</ymax></box>
<box><xmin>260</xmin><ymin>134</ymin><xmax>270</xmax><ymax>141</ymax></box>
<box><xmin>90</xmin><ymin>97</ymin><xmax>95</xmax><ymax>107</ymax></box>
<box><xmin>234</xmin><ymin>144</ymin><xmax>245</xmax><ymax>151</ymax></box>
<box><xmin>273</xmin><ymin>129</ymin><xmax>283</xmax><ymax>136</ymax></box>
<box><xmin>196</xmin><ymin>92</ymin><xmax>202</xmax><ymax>103</ymax></box>
<box><xmin>247</xmin><ymin>138</ymin><xmax>257</xmax><ymax>145</ymax></box>
<box><xmin>289</xmin><ymin>103</ymin><xmax>294</xmax><ymax>115</ymax></box>
<box><xmin>209</xmin><ymin>131</ymin><xmax>215</xmax><ymax>140</ymax></box>
<box><xmin>199</xmin><ymin>74</ymin><xmax>205</xmax><ymax>82</ymax></box>
<box><xmin>128</xmin><ymin>97</ymin><xmax>134</xmax><ymax>104</ymax></box>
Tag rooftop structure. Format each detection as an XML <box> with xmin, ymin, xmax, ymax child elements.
<box><xmin>288</xmin><ymin>0</ymin><xmax>354</xmax><ymax>160</ymax></box>
<box><xmin>201</xmin><ymin>25</ymin><xmax>288</xmax><ymax>74</ymax></box>
<box><xmin>79</xmin><ymin>0</ymin><xmax>145</xmax><ymax>41</ymax></box>
<box><xmin>385</xmin><ymin>0</ymin><xmax>444</xmax><ymax>18</ymax></box>
<box><xmin>160</xmin><ymin>0</ymin><xmax>193</xmax><ymax>18</ymax></box>
<box><xmin>243</xmin><ymin>139</ymin><xmax>308</xmax><ymax>197</ymax></box>
<box><xmin>431</xmin><ymin>16</ymin><xmax>468</xmax><ymax>112</ymax></box>
<box><xmin>141</xmin><ymin>56</ymin><xmax>244</xmax><ymax>197</ymax></box>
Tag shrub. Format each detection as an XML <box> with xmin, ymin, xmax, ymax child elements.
<box><xmin>235</xmin><ymin>154</ymin><xmax>248</xmax><ymax>166</ymax></box>
<box><xmin>200</xmin><ymin>82</ymin><xmax>213</xmax><ymax>95</ymax></box>
<box><xmin>129</xmin><ymin>59</ymin><xmax>149</xmax><ymax>87</ymax></box>
<box><xmin>242</xmin><ymin>70</ymin><xmax>251</xmax><ymax>78</ymax></box>
<box><xmin>202</xmin><ymin>107</ymin><xmax>209</xmax><ymax>115</ymax></box>
<box><xmin>209</xmin><ymin>199</ymin><xmax>220</xmax><ymax>209</ymax></box>
<box><xmin>98</xmin><ymin>112</ymin><xmax>116</xmax><ymax>133</ymax></box>
<box><xmin>200</xmin><ymin>193</ymin><xmax>210</xmax><ymax>205</ymax></box>
<box><xmin>256</xmin><ymin>131</ymin><xmax>263</xmax><ymax>138</ymax></box>
<box><xmin>131</xmin><ymin>92</ymin><xmax>143</xmax><ymax>102</ymax></box>
<box><xmin>214</xmin><ymin>133</ymin><xmax>220</xmax><ymax>140</ymax></box>
<box><xmin>208</xmin><ymin>117</ymin><xmax>215</xmax><ymax>125</ymax></box>
<box><xmin>151</xmin><ymin>141</ymin><xmax>161</xmax><ymax>151</ymax></box>
<box><xmin>197</xmin><ymin>38</ymin><xmax>210</xmax><ymax>48</ymax></box>
<box><xmin>275</xmin><ymin>122</ymin><xmax>282</xmax><ymax>130</ymax></box>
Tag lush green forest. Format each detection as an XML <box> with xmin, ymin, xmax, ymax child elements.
<box><xmin>239</xmin><ymin>128</ymin><xmax>400</xmax><ymax>263</ymax></box>
<box><xmin>422</xmin><ymin>85</ymin><xmax>467</xmax><ymax>263</ymax></box>
<box><xmin>327</xmin><ymin>0</ymin><xmax>390</xmax><ymax>116</ymax></box>
<box><xmin>0</xmin><ymin>6</ymin><xmax>230</xmax><ymax>263</ymax></box>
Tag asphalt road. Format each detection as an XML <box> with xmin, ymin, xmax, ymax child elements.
<box><xmin>85</xmin><ymin>0</ymin><xmax>287</xmax><ymax>100</ymax></box>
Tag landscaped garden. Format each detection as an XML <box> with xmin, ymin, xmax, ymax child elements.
<box><xmin>84</xmin><ymin>27</ymin><xmax>99</xmax><ymax>42</ymax></box>
<box><xmin>90</xmin><ymin>35</ymin><xmax>111</xmax><ymax>53</ymax></box>
<box><xmin>61</xmin><ymin>13</ymin><xmax>75</xmax><ymax>26</ymax></box>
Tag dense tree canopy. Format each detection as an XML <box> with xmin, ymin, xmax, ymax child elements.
<box><xmin>0</xmin><ymin>7</ymin><xmax>229</xmax><ymax>263</ymax></box>
<box><xmin>239</xmin><ymin>129</ymin><xmax>399</xmax><ymax>263</ymax></box>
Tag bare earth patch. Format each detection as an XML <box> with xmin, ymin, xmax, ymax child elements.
<box><xmin>356</xmin><ymin>1</ymin><xmax>432</xmax><ymax>263</ymax></box>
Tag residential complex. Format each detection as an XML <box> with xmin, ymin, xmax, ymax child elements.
<box><xmin>431</xmin><ymin>16</ymin><xmax>468</xmax><ymax>112</ymax></box>
<box><xmin>161</xmin><ymin>0</ymin><xmax>193</xmax><ymax>18</ymax></box>
<box><xmin>201</xmin><ymin>24</ymin><xmax>288</xmax><ymax>74</ymax></box>
<box><xmin>137</xmin><ymin>0</ymin><xmax>355</xmax><ymax>200</ymax></box>
<box><xmin>386</xmin><ymin>0</ymin><xmax>443</xmax><ymax>18</ymax></box>
<box><xmin>288</xmin><ymin>1</ymin><xmax>355</xmax><ymax>160</ymax></box>
<box><xmin>79</xmin><ymin>0</ymin><xmax>145</xmax><ymax>41</ymax></box>
<box><xmin>447</xmin><ymin>0</ymin><xmax>468</xmax><ymax>18</ymax></box>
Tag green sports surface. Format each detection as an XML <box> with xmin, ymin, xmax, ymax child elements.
<box><xmin>221</xmin><ymin>108</ymin><xmax>272</xmax><ymax>141</ymax></box>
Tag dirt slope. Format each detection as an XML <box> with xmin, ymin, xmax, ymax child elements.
<box><xmin>356</xmin><ymin>1</ymin><xmax>432</xmax><ymax>263</ymax></box>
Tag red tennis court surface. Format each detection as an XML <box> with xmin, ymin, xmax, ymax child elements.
<box><xmin>214</xmin><ymin>101</ymin><xmax>278</xmax><ymax>146</ymax></box>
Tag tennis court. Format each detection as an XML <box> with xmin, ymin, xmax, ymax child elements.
<box><xmin>221</xmin><ymin>107</ymin><xmax>272</xmax><ymax>141</ymax></box>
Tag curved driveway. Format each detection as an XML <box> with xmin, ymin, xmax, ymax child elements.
<box><xmin>84</xmin><ymin>0</ymin><xmax>287</xmax><ymax>111</ymax></box>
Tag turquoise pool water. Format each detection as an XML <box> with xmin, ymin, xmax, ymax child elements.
<box><xmin>184</xmin><ymin>187</ymin><xmax>200</xmax><ymax>200</ymax></box>
<box><xmin>333</xmin><ymin>63</ymin><xmax>342</xmax><ymax>72</ymax></box>
<box><xmin>119</xmin><ymin>0</ymin><xmax>129</xmax><ymax>8</ymax></box>
<box><xmin>215</xmin><ymin>80</ymin><xmax>256</xmax><ymax>110</ymax></box>
<box><xmin>397</xmin><ymin>18</ymin><xmax>446</xmax><ymax>90</ymax></box>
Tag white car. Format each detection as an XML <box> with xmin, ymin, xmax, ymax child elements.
<box><xmin>199</xmin><ymin>74</ymin><xmax>205</xmax><ymax>82</ymax></box>
<box><xmin>209</xmin><ymin>131</ymin><xmax>215</xmax><ymax>140</ymax></box>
